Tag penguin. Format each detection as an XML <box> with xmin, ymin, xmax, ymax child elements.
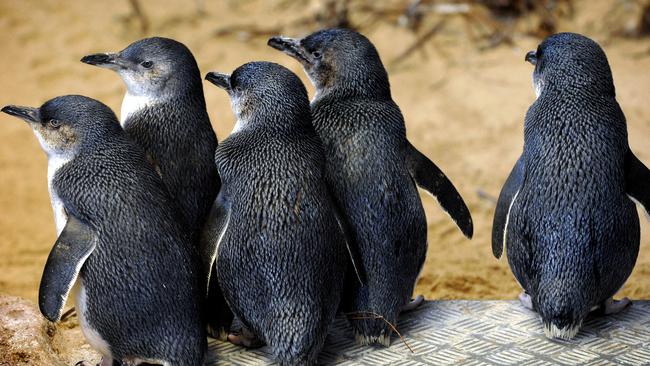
<box><xmin>491</xmin><ymin>32</ymin><xmax>650</xmax><ymax>339</ymax></box>
<box><xmin>203</xmin><ymin>61</ymin><xmax>347</xmax><ymax>365</ymax></box>
<box><xmin>268</xmin><ymin>28</ymin><xmax>474</xmax><ymax>346</ymax></box>
<box><xmin>80</xmin><ymin>37</ymin><xmax>219</xmax><ymax>242</ymax></box>
<box><xmin>80</xmin><ymin>37</ymin><xmax>230</xmax><ymax>339</ymax></box>
<box><xmin>2</xmin><ymin>95</ymin><xmax>206</xmax><ymax>365</ymax></box>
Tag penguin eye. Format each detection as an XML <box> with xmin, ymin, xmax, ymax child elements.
<box><xmin>312</xmin><ymin>51</ymin><xmax>322</xmax><ymax>59</ymax></box>
<box><xmin>140</xmin><ymin>61</ymin><xmax>154</xmax><ymax>69</ymax></box>
<box><xmin>48</xmin><ymin>119</ymin><xmax>61</xmax><ymax>129</ymax></box>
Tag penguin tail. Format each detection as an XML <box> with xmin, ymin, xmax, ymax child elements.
<box><xmin>264</xmin><ymin>299</ymin><xmax>326</xmax><ymax>365</ymax></box>
<box><xmin>353</xmin><ymin>330</ymin><xmax>391</xmax><ymax>347</ymax></box>
<box><xmin>347</xmin><ymin>310</ymin><xmax>400</xmax><ymax>347</ymax></box>
<box><xmin>538</xmin><ymin>297</ymin><xmax>587</xmax><ymax>340</ymax></box>
<box><xmin>542</xmin><ymin>319</ymin><xmax>583</xmax><ymax>340</ymax></box>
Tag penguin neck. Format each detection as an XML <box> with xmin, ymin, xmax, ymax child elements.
<box><xmin>44</xmin><ymin>150</ymin><xmax>76</xmax><ymax>235</ymax></box>
<box><xmin>120</xmin><ymin>91</ymin><xmax>166</xmax><ymax>128</ymax></box>
<box><xmin>233</xmin><ymin>112</ymin><xmax>308</xmax><ymax>135</ymax></box>
<box><xmin>120</xmin><ymin>88</ymin><xmax>206</xmax><ymax>128</ymax></box>
<box><xmin>315</xmin><ymin>74</ymin><xmax>391</xmax><ymax>103</ymax></box>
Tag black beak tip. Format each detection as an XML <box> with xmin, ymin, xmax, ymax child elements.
<box><xmin>1</xmin><ymin>105</ymin><xmax>38</xmax><ymax>122</ymax></box>
<box><xmin>80</xmin><ymin>54</ymin><xmax>109</xmax><ymax>66</ymax></box>
<box><xmin>205</xmin><ymin>72</ymin><xmax>230</xmax><ymax>90</ymax></box>
<box><xmin>1</xmin><ymin>105</ymin><xmax>20</xmax><ymax>117</ymax></box>
<box><xmin>267</xmin><ymin>37</ymin><xmax>282</xmax><ymax>49</ymax></box>
<box><xmin>525</xmin><ymin>51</ymin><xmax>537</xmax><ymax>65</ymax></box>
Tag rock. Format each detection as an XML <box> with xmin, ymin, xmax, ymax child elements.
<box><xmin>0</xmin><ymin>295</ymin><xmax>99</xmax><ymax>366</ymax></box>
<box><xmin>0</xmin><ymin>295</ymin><xmax>64</xmax><ymax>366</ymax></box>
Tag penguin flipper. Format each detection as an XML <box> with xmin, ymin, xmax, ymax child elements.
<box><xmin>491</xmin><ymin>155</ymin><xmax>524</xmax><ymax>259</ymax></box>
<box><xmin>200</xmin><ymin>191</ymin><xmax>230</xmax><ymax>286</ymax></box>
<box><xmin>206</xmin><ymin>263</ymin><xmax>234</xmax><ymax>340</ymax></box>
<box><xmin>328</xmin><ymin>186</ymin><xmax>366</xmax><ymax>286</ymax></box>
<box><xmin>39</xmin><ymin>215</ymin><xmax>97</xmax><ymax>322</ymax></box>
<box><xmin>200</xmin><ymin>192</ymin><xmax>235</xmax><ymax>340</ymax></box>
<box><xmin>625</xmin><ymin>150</ymin><xmax>650</xmax><ymax>218</ymax></box>
<box><xmin>405</xmin><ymin>141</ymin><xmax>473</xmax><ymax>238</ymax></box>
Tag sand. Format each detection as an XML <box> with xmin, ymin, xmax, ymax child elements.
<box><xmin>0</xmin><ymin>0</ymin><xmax>648</xmax><ymax>310</ymax></box>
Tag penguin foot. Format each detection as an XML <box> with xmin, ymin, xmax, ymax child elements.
<box><xmin>228</xmin><ymin>327</ymin><xmax>263</xmax><ymax>349</ymax></box>
<box><xmin>401</xmin><ymin>295</ymin><xmax>425</xmax><ymax>313</ymax></box>
<box><xmin>602</xmin><ymin>297</ymin><xmax>632</xmax><ymax>315</ymax></box>
<box><xmin>518</xmin><ymin>291</ymin><xmax>534</xmax><ymax>310</ymax></box>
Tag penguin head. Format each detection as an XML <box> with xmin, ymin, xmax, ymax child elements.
<box><xmin>2</xmin><ymin>95</ymin><xmax>120</xmax><ymax>157</ymax></box>
<box><xmin>81</xmin><ymin>37</ymin><xmax>200</xmax><ymax>98</ymax></box>
<box><xmin>205</xmin><ymin>61</ymin><xmax>309</xmax><ymax>131</ymax></box>
<box><xmin>268</xmin><ymin>28</ymin><xmax>390</xmax><ymax>98</ymax></box>
<box><xmin>525</xmin><ymin>33</ymin><xmax>615</xmax><ymax>98</ymax></box>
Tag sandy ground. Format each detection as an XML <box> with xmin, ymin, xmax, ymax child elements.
<box><xmin>0</xmin><ymin>0</ymin><xmax>649</xmax><ymax>315</ymax></box>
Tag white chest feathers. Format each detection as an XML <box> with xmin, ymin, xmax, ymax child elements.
<box><xmin>47</xmin><ymin>154</ymin><xmax>73</xmax><ymax>235</ymax></box>
<box><xmin>75</xmin><ymin>280</ymin><xmax>113</xmax><ymax>359</ymax></box>
<box><xmin>120</xmin><ymin>92</ymin><xmax>158</xmax><ymax>128</ymax></box>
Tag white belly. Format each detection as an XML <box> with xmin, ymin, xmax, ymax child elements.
<box><xmin>75</xmin><ymin>279</ymin><xmax>112</xmax><ymax>358</ymax></box>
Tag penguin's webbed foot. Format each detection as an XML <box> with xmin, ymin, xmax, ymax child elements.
<box><xmin>228</xmin><ymin>326</ymin><xmax>264</xmax><ymax>349</ymax></box>
<box><xmin>401</xmin><ymin>295</ymin><xmax>424</xmax><ymax>313</ymax></box>
<box><xmin>518</xmin><ymin>291</ymin><xmax>534</xmax><ymax>310</ymax></box>
<box><xmin>601</xmin><ymin>297</ymin><xmax>632</xmax><ymax>315</ymax></box>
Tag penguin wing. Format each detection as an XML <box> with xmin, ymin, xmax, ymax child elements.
<box><xmin>405</xmin><ymin>141</ymin><xmax>474</xmax><ymax>238</ymax></box>
<box><xmin>39</xmin><ymin>215</ymin><xmax>97</xmax><ymax>322</ymax></box>
<box><xmin>625</xmin><ymin>149</ymin><xmax>650</xmax><ymax>218</ymax></box>
<box><xmin>491</xmin><ymin>155</ymin><xmax>524</xmax><ymax>259</ymax></box>
<box><xmin>327</xmin><ymin>186</ymin><xmax>366</xmax><ymax>286</ymax></box>
<box><xmin>200</xmin><ymin>191</ymin><xmax>230</xmax><ymax>288</ymax></box>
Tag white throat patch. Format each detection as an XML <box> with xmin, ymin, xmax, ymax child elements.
<box><xmin>533</xmin><ymin>77</ymin><xmax>543</xmax><ymax>99</ymax></box>
<box><xmin>229</xmin><ymin>95</ymin><xmax>248</xmax><ymax>135</ymax></box>
<box><xmin>120</xmin><ymin>92</ymin><xmax>160</xmax><ymax>127</ymax></box>
<box><xmin>34</xmin><ymin>130</ymin><xmax>74</xmax><ymax>235</ymax></box>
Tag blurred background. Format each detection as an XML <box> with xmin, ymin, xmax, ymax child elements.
<box><xmin>0</xmin><ymin>0</ymin><xmax>649</xmax><ymax>304</ymax></box>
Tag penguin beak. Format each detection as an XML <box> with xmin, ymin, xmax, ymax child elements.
<box><xmin>205</xmin><ymin>72</ymin><xmax>232</xmax><ymax>91</ymax></box>
<box><xmin>525</xmin><ymin>51</ymin><xmax>537</xmax><ymax>65</ymax></box>
<box><xmin>268</xmin><ymin>36</ymin><xmax>311</xmax><ymax>65</ymax></box>
<box><xmin>1</xmin><ymin>105</ymin><xmax>40</xmax><ymax>124</ymax></box>
<box><xmin>81</xmin><ymin>53</ymin><xmax>130</xmax><ymax>70</ymax></box>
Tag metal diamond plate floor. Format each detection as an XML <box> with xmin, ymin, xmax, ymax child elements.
<box><xmin>205</xmin><ymin>301</ymin><xmax>650</xmax><ymax>365</ymax></box>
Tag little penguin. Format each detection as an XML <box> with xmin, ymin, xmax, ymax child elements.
<box><xmin>491</xmin><ymin>32</ymin><xmax>650</xmax><ymax>339</ymax></box>
<box><xmin>81</xmin><ymin>37</ymin><xmax>219</xmax><ymax>242</ymax></box>
<box><xmin>2</xmin><ymin>96</ymin><xmax>206</xmax><ymax>365</ymax></box>
<box><xmin>268</xmin><ymin>28</ymin><xmax>474</xmax><ymax>346</ymax></box>
<box><xmin>203</xmin><ymin>61</ymin><xmax>347</xmax><ymax>365</ymax></box>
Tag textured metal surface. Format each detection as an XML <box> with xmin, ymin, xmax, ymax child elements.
<box><xmin>205</xmin><ymin>301</ymin><xmax>650</xmax><ymax>365</ymax></box>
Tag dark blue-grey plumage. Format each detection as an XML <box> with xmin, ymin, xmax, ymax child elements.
<box><xmin>204</xmin><ymin>62</ymin><xmax>347</xmax><ymax>365</ymax></box>
<box><xmin>3</xmin><ymin>95</ymin><xmax>206</xmax><ymax>365</ymax></box>
<box><xmin>269</xmin><ymin>28</ymin><xmax>473</xmax><ymax>346</ymax></box>
<box><xmin>493</xmin><ymin>33</ymin><xmax>650</xmax><ymax>339</ymax></box>
<box><xmin>81</xmin><ymin>37</ymin><xmax>219</xmax><ymax>242</ymax></box>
